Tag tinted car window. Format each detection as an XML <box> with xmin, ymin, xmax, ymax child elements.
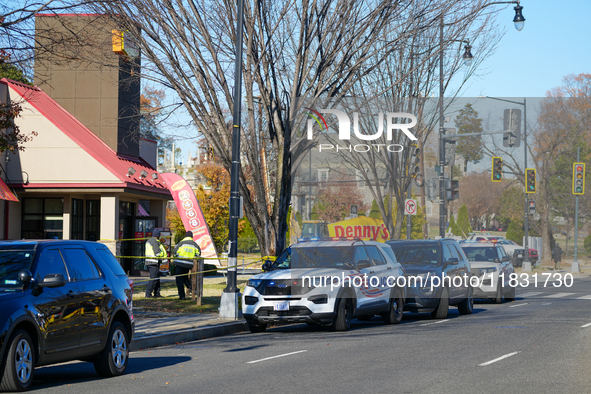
<box><xmin>95</xmin><ymin>248</ymin><xmax>127</xmax><ymax>276</ymax></box>
<box><xmin>353</xmin><ymin>246</ymin><xmax>369</xmax><ymax>264</ymax></box>
<box><xmin>390</xmin><ymin>245</ymin><xmax>439</xmax><ymax>265</ymax></box>
<box><xmin>366</xmin><ymin>246</ymin><xmax>386</xmax><ymax>266</ymax></box>
<box><xmin>442</xmin><ymin>244</ymin><xmax>453</xmax><ymax>262</ymax></box>
<box><xmin>0</xmin><ymin>250</ymin><xmax>35</xmax><ymax>289</ymax></box>
<box><xmin>380</xmin><ymin>246</ymin><xmax>398</xmax><ymax>264</ymax></box>
<box><xmin>36</xmin><ymin>249</ymin><xmax>68</xmax><ymax>281</ymax></box>
<box><xmin>446</xmin><ymin>244</ymin><xmax>461</xmax><ymax>261</ymax></box>
<box><xmin>462</xmin><ymin>246</ymin><xmax>498</xmax><ymax>262</ymax></box>
<box><xmin>62</xmin><ymin>248</ymin><xmax>100</xmax><ymax>280</ymax></box>
<box><xmin>452</xmin><ymin>244</ymin><xmax>468</xmax><ymax>262</ymax></box>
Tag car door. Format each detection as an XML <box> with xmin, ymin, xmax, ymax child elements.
<box><xmin>351</xmin><ymin>246</ymin><xmax>372</xmax><ymax>311</ymax></box>
<box><xmin>497</xmin><ymin>246</ymin><xmax>513</xmax><ymax>288</ymax></box>
<box><xmin>442</xmin><ymin>243</ymin><xmax>462</xmax><ymax>300</ymax></box>
<box><xmin>61</xmin><ymin>247</ymin><xmax>112</xmax><ymax>353</ymax></box>
<box><xmin>364</xmin><ymin>245</ymin><xmax>390</xmax><ymax>308</ymax></box>
<box><xmin>32</xmin><ymin>248</ymin><xmax>81</xmax><ymax>360</ymax></box>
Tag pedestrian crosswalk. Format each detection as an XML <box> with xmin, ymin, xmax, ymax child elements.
<box><xmin>518</xmin><ymin>291</ymin><xmax>591</xmax><ymax>300</ymax></box>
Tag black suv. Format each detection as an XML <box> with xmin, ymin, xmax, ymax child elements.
<box><xmin>0</xmin><ymin>240</ymin><xmax>134</xmax><ymax>391</ymax></box>
<box><xmin>387</xmin><ymin>239</ymin><xmax>473</xmax><ymax>319</ymax></box>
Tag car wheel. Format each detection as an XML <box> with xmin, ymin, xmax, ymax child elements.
<box><xmin>93</xmin><ymin>321</ymin><xmax>129</xmax><ymax>377</ymax></box>
<box><xmin>247</xmin><ymin>323</ymin><xmax>267</xmax><ymax>333</ymax></box>
<box><xmin>382</xmin><ymin>289</ymin><xmax>404</xmax><ymax>324</ymax></box>
<box><xmin>505</xmin><ymin>285</ymin><xmax>516</xmax><ymax>302</ymax></box>
<box><xmin>458</xmin><ymin>285</ymin><xmax>474</xmax><ymax>315</ymax></box>
<box><xmin>494</xmin><ymin>282</ymin><xmax>503</xmax><ymax>304</ymax></box>
<box><xmin>0</xmin><ymin>329</ymin><xmax>35</xmax><ymax>392</ymax></box>
<box><xmin>431</xmin><ymin>287</ymin><xmax>449</xmax><ymax>319</ymax></box>
<box><xmin>331</xmin><ymin>297</ymin><xmax>353</xmax><ymax>331</ymax></box>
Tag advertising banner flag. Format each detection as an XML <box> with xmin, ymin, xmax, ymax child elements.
<box><xmin>160</xmin><ymin>173</ymin><xmax>220</xmax><ymax>266</ymax></box>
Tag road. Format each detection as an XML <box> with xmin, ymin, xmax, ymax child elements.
<box><xmin>30</xmin><ymin>276</ymin><xmax>591</xmax><ymax>394</ymax></box>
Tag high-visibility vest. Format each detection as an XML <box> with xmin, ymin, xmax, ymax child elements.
<box><xmin>173</xmin><ymin>236</ymin><xmax>201</xmax><ymax>264</ymax></box>
<box><xmin>145</xmin><ymin>240</ymin><xmax>167</xmax><ymax>266</ymax></box>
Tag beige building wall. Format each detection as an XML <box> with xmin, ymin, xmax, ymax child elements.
<box><xmin>5</xmin><ymin>86</ymin><xmax>120</xmax><ymax>185</ymax></box>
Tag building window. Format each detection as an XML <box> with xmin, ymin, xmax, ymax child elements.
<box><xmin>71</xmin><ymin>198</ymin><xmax>84</xmax><ymax>239</ymax></box>
<box><xmin>317</xmin><ymin>169</ymin><xmax>329</xmax><ymax>185</ymax></box>
<box><xmin>86</xmin><ymin>200</ymin><xmax>100</xmax><ymax>241</ymax></box>
<box><xmin>22</xmin><ymin>198</ymin><xmax>64</xmax><ymax>239</ymax></box>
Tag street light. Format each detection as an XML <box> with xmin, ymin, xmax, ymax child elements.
<box><xmin>438</xmin><ymin>1</ymin><xmax>526</xmax><ymax>238</ymax></box>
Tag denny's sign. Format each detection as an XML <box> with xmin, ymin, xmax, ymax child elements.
<box><xmin>328</xmin><ymin>216</ymin><xmax>390</xmax><ymax>242</ymax></box>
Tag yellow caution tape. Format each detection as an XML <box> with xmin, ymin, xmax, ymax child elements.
<box><xmin>133</xmin><ymin>259</ymin><xmax>265</xmax><ymax>283</ymax></box>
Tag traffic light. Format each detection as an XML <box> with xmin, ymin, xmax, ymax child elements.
<box><xmin>573</xmin><ymin>162</ymin><xmax>585</xmax><ymax>195</ymax></box>
<box><xmin>525</xmin><ymin>168</ymin><xmax>536</xmax><ymax>193</ymax></box>
<box><xmin>528</xmin><ymin>200</ymin><xmax>536</xmax><ymax>215</ymax></box>
<box><xmin>446</xmin><ymin>179</ymin><xmax>459</xmax><ymax>200</ymax></box>
<box><xmin>408</xmin><ymin>144</ymin><xmax>420</xmax><ymax>177</ymax></box>
<box><xmin>492</xmin><ymin>157</ymin><xmax>503</xmax><ymax>182</ymax></box>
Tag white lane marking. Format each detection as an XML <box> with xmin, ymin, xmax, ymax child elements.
<box><xmin>541</xmin><ymin>303</ymin><xmax>552</xmax><ymax>305</ymax></box>
<box><xmin>509</xmin><ymin>303</ymin><xmax>528</xmax><ymax>308</ymax></box>
<box><xmin>479</xmin><ymin>351</ymin><xmax>521</xmax><ymax>367</ymax></box>
<box><xmin>581</xmin><ymin>322</ymin><xmax>591</xmax><ymax>328</ymax></box>
<box><xmin>577</xmin><ymin>295</ymin><xmax>591</xmax><ymax>300</ymax></box>
<box><xmin>420</xmin><ymin>319</ymin><xmax>449</xmax><ymax>326</ymax></box>
<box><xmin>247</xmin><ymin>350</ymin><xmax>307</xmax><ymax>364</ymax></box>
<box><xmin>544</xmin><ymin>293</ymin><xmax>576</xmax><ymax>298</ymax></box>
<box><xmin>519</xmin><ymin>292</ymin><xmax>543</xmax><ymax>297</ymax></box>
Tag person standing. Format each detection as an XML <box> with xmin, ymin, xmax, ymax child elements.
<box><xmin>552</xmin><ymin>244</ymin><xmax>563</xmax><ymax>270</ymax></box>
<box><xmin>173</xmin><ymin>231</ymin><xmax>201</xmax><ymax>300</ymax></box>
<box><xmin>145</xmin><ymin>228</ymin><xmax>167</xmax><ymax>298</ymax></box>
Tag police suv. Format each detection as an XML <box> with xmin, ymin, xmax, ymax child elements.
<box><xmin>242</xmin><ymin>239</ymin><xmax>406</xmax><ymax>332</ymax></box>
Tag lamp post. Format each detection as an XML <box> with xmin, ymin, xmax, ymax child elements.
<box><xmin>220</xmin><ymin>0</ymin><xmax>245</xmax><ymax>319</ymax></box>
<box><xmin>438</xmin><ymin>1</ymin><xmax>525</xmax><ymax>237</ymax></box>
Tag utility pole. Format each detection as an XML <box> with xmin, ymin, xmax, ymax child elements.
<box><xmin>572</xmin><ymin>147</ymin><xmax>581</xmax><ymax>273</ymax></box>
<box><xmin>220</xmin><ymin>0</ymin><xmax>245</xmax><ymax>319</ymax></box>
<box><xmin>438</xmin><ymin>17</ymin><xmax>446</xmax><ymax>238</ymax></box>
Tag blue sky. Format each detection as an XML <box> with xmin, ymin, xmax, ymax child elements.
<box><xmin>173</xmin><ymin>0</ymin><xmax>591</xmax><ymax>161</ymax></box>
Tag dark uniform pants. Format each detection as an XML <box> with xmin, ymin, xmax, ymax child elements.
<box><xmin>176</xmin><ymin>265</ymin><xmax>193</xmax><ymax>299</ymax></box>
<box><xmin>145</xmin><ymin>265</ymin><xmax>161</xmax><ymax>297</ymax></box>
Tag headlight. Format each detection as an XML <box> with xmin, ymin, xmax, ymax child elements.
<box><xmin>247</xmin><ymin>279</ymin><xmax>263</xmax><ymax>288</ymax></box>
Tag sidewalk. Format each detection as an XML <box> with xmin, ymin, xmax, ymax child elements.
<box><xmin>131</xmin><ymin>311</ymin><xmax>247</xmax><ymax>351</ymax></box>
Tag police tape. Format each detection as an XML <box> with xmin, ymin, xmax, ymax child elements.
<box><xmin>99</xmin><ymin>236</ymin><xmax>173</xmax><ymax>242</ymax></box>
<box><xmin>133</xmin><ymin>259</ymin><xmax>265</xmax><ymax>283</ymax></box>
<box><xmin>113</xmin><ymin>256</ymin><xmax>228</xmax><ymax>260</ymax></box>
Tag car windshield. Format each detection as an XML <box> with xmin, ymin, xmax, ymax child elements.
<box><xmin>462</xmin><ymin>247</ymin><xmax>498</xmax><ymax>262</ymax></box>
<box><xmin>272</xmin><ymin>246</ymin><xmax>352</xmax><ymax>270</ymax></box>
<box><xmin>390</xmin><ymin>246</ymin><xmax>439</xmax><ymax>265</ymax></box>
<box><xmin>0</xmin><ymin>250</ymin><xmax>35</xmax><ymax>290</ymax></box>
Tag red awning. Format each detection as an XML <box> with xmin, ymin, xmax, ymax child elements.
<box><xmin>0</xmin><ymin>178</ymin><xmax>18</xmax><ymax>201</ymax></box>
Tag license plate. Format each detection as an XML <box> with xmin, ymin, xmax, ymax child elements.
<box><xmin>273</xmin><ymin>301</ymin><xmax>289</xmax><ymax>311</ymax></box>
<box><xmin>517</xmin><ymin>253</ymin><xmax>523</xmax><ymax>257</ymax></box>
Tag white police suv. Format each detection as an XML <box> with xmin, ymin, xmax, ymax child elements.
<box><xmin>242</xmin><ymin>239</ymin><xmax>406</xmax><ymax>332</ymax></box>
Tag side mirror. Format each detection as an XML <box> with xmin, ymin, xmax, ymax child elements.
<box><xmin>39</xmin><ymin>274</ymin><xmax>66</xmax><ymax>288</ymax></box>
<box><xmin>262</xmin><ymin>261</ymin><xmax>273</xmax><ymax>272</ymax></box>
<box><xmin>445</xmin><ymin>257</ymin><xmax>459</xmax><ymax>266</ymax></box>
<box><xmin>502</xmin><ymin>256</ymin><xmax>511</xmax><ymax>263</ymax></box>
<box><xmin>356</xmin><ymin>260</ymin><xmax>371</xmax><ymax>270</ymax></box>
<box><xmin>18</xmin><ymin>269</ymin><xmax>32</xmax><ymax>284</ymax></box>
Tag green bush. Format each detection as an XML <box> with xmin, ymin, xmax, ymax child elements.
<box><xmin>584</xmin><ymin>234</ymin><xmax>591</xmax><ymax>255</ymax></box>
<box><xmin>506</xmin><ymin>220</ymin><xmax>524</xmax><ymax>245</ymax></box>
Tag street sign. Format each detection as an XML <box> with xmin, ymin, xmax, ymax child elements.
<box><xmin>350</xmin><ymin>204</ymin><xmax>358</xmax><ymax>218</ymax></box>
<box><xmin>405</xmin><ymin>199</ymin><xmax>417</xmax><ymax>215</ymax></box>
<box><xmin>503</xmin><ymin>109</ymin><xmax>521</xmax><ymax>147</ymax></box>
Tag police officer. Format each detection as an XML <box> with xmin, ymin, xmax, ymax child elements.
<box><xmin>173</xmin><ymin>231</ymin><xmax>201</xmax><ymax>300</ymax></box>
<box><xmin>145</xmin><ymin>228</ymin><xmax>167</xmax><ymax>298</ymax></box>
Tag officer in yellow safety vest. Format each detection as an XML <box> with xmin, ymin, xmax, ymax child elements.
<box><xmin>145</xmin><ymin>228</ymin><xmax>167</xmax><ymax>298</ymax></box>
<box><xmin>173</xmin><ymin>231</ymin><xmax>201</xmax><ymax>300</ymax></box>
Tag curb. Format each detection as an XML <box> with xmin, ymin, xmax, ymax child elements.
<box><xmin>129</xmin><ymin>321</ymin><xmax>248</xmax><ymax>351</ymax></box>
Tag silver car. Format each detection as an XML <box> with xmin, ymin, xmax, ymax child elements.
<box><xmin>461</xmin><ymin>243</ymin><xmax>515</xmax><ymax>303</ymax></box>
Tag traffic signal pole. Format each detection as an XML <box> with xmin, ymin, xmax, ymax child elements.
<box><xmin>522</xmin><ymin>98</ymin><xmax>531</xmax><ymax>272</ymax></box>
<box><xmin>573</xmin><ymin>148</ymin><xmax>581</xmax><ymax>273</ymax></box>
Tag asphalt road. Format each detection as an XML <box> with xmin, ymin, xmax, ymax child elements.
<box><xmin>29</xmin><ymin>275</ymin><xmax>591</xmax><ymax>394</ymax></box>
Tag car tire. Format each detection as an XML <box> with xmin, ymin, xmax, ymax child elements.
<box><xmin>93</xmin><ymin>321</ymin><xmax>129</xmax><ymax>377</ymax></box>
<box><xmin>505</xmin><ymin>285</ymin><xmax>516</xmax><ymax>302</ymax></box>
<box><xmin>382</xmin><ymin>289</ymin><xmax>404</xmax><ymax>324</ymax></box>
<box><xmin>247</xmin><ymin>323</ymin><xmax>267</xmax><ymax>333</ymax></box>
<box><xmin>458</xmin><ymin>285</ymin><xmax>474</xmax><ymax>315</ymax></box>
<box><xmin>0</xmin><ymin>329</ymin><xmax>35</xmax><ymax>392</ymax></box>
<box><xmin>331</xmin><ymin>297</ymin><xmax>353</xmax><ymax>331</ymax></box>
<box><xmin>431</xmin><ymin>287</ymin><xmax>449</xmax><ymax>319</ymax></box>
<box><xmin>494</xmin><ymin>282</ymin><xmax>503</xmax><ymax>304</ymax></box>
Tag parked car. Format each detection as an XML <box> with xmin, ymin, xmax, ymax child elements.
<box><xmin>387</xmin><ymin>239</ymin><xmax>473</xmax><ymax>319</ymax></box>
<box><xmin>242</xmin><ymin>239</ymin><xmax>406</xmax><ymax>332</ymax></box>
<box><xmin>0</xmin><ymin>240</ymin><xmax>134</xmax><ymax>392</ymax></box>
<box><xmin>461</xmin><ymin>242</ymin><xmax>515</xmax><ymax>303</ymax></box>
<box><xmin>464</xmin><ymin>235</ymin><xmax>506</xmax><ymax>243</ymax></box>
<box><xmin>529</xmin><ymin>248</ymin><xmax>539</xmax><ymax>264</ymax></box>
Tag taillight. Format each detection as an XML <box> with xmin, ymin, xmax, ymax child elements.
<box><xmin>127</xmin><ymin>278</ymin><xmax>134</xmax><ymax>293</ymax></box>
<box><xmin>127</xmin><ymin>279</ymin><xmax>134</xmax><ymax>316</ymax></box>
